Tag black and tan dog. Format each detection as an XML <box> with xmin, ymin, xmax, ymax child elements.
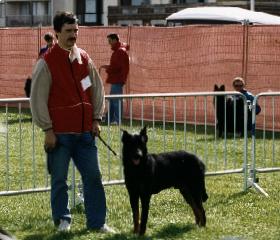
<box><xmin>121</xmin><ymin>127</ymin><xmax>208</xmax><ymax>235</ymax></box>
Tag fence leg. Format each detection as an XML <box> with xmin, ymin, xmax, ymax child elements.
<box><xmin>71</xmin><ymin>159</ymin><xmax>76</xmax><ymax>208</ymax></box>
<box><xmin>249</xmin><ymin>96</ymin><xmax>269</xmax><ymax>197</ymax></box>
<box><xmin>247</xmin><ymin>169</ymin><xmax>269</xmax><ymax>197</ymax></box>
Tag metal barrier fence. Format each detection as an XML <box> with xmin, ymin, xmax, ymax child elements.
<box><xmin>249</xmin><ymin>92</ymin><xmax>280</xmax><ymax>197</ymax></box>
<box><xmin>0</xmin><ymin>92</ymin><xmax>250</xmax><ymax>205</ymax></box>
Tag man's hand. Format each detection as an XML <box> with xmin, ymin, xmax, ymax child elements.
<box><xmin>92</xmin><ymin>120</ymin><xmax>101</xmax><ymax>137</ymax></box>
<box><xmin>44</xmin><ymin>129</ymin><xmax>56</xmax><ymax>152</ymax></box>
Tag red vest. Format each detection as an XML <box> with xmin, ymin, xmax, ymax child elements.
<box><xmin>44</xmin><ymin>44</ymin><xmax>93</xmax><ymax>133</ymax></box>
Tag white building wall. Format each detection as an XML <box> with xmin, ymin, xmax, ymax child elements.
<box><xmin>52</xmin><ymin>0</ymin><xmax>76</xmax><ymax>21</ymax></box>
<box><xmin>103</xmin><ymin>0</ymin><xmax>118</xmax><ymax>26</ymax></box>
<box><xmin>151</xmin><ymin>0</ymin><xmax>171</xmax><ymax>4</ymax></box>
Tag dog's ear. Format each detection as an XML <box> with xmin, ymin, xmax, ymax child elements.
<box><xmin>140</xmin><ymin>126</ymin><xmax>148</xmax><ymax>143</ymax></box>
<box><xmin>220</xmin><ymin>85</ymin><xmax>225</xmax><ymax>91</ymax></box>
<box><xmin>214</xmin><ymin>84</ymin><xmax>219</xmax><ymax>91</ymax></box>
<box><xmin>121</xmin><ymin>130</ymin><xmax>130</xmax><ymax>143</ymax></box>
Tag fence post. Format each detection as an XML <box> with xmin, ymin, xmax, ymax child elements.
<box><xmin>248</xmin><ymin>94</ymin><xmax>269</xmax><ymax>197</ymax></box>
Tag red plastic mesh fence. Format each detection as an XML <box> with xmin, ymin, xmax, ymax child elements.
<box><xmin>0</xmin><ymin>25</ymin><xmax>279</xmax><ymax>129</ymax></box>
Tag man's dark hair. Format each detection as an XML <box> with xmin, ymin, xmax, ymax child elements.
<box><xmin>53</xmin><ymin>11</ymin><xmax>78</xmax><ymax>33</ymax></box>
<box><xmin>44</xmin><ymin>32</ymin><xmax>54</xmax><ymax>42</ymax></box>
<box><xmin>107</xmin><ymin>33</ymin><xmax>119</xmax><ymax>41</ymax></box>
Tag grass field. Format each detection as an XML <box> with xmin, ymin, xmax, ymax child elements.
<box><xmin>0</xmin><ymin>107</ymin><xmax>280</xmax><ymax>240</ymax></box>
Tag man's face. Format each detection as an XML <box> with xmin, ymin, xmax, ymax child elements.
<box><xmin>46</xmin><ymin>39</ymin><xmax>54</xmax><ymax>48</ymax></box>
<box><xmin>56</xmin><ymin>23</ymin><xmax>78</xmax><ymax>49</ymax></box>
<box><xmin>108</xmin><ymin>38</ymin><xmax>117</xmax><ymax>47</ymax></box>
<box><xmin>233</xmin><ymin>80</ymin><xmax>244</xmax><ymax>92</ymax></box>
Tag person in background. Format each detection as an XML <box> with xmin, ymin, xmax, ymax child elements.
<box><xmin>30</xmin><ymin>11</ymin><xmax>114</xmax><ymax>233</ymax></box>
<box><xmin>232</xmin><ymin>77</ymin><xmax>261</xmax><ymax>115</ymax></box>
<box><xmin>24</xmin><ymin>76</ymin><xmax>32</xmax><ymax>97</ymax></box>
<box><xmin>24</xmin><ymin>32</ymin><xmax>55</xmax><ymax>97</ymax></box>
<box><xmin>39</xmin><ymin>32</ymin><xmax>55</xmax><ymax>57</ymax></box>
<box><xmin>100</xmin><ymin>33</ymin><xmax>129</xmax><ymax>125</ymax></box>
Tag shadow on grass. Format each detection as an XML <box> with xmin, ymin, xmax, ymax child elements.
<box><xmin>23</xmin><ymin>228</ymin><xmax>89</xmax><ymax>240</ymax></box>
<box><xmin>209</xmin><ymin>190</ymin><xmax>249</xmax><ymax>208</ymax></box>
<box><xmin>151</xmin><ymin>223</ymin><xmax>194</xmax><ymax>239</ymax></box>
<box><xmin>101</xmin><ymin>223</ymin><xmax>194</xmax><ymax>240</ymax></box>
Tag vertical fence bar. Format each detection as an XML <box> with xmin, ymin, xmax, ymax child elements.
<box><xmin>243</xmin><ymin>98</ymin><xmax>248</xmax><ymax>190</ymax></box>
<box><xmin>173</xmin><ymin>96</ymin><xmax>176</xmax><ymax>151</ymax></box>
<box><xmin>5</xmin><ymin>104</ymin><xmax>10</xmax><ymax>191</ymax></box>
<box><xmin>194</xmin><ymin>96</ymin><xmax>197</xmax><ymax>154</ymax></box>
<box><xmin>272</xmin><ymin>97</ymin><xmax>275</xmax><ymax>165</ymax></box>
<box><xmin>71</xmin><ymin>160</ymin><xmax>76</xmax><ymax>208</ymax></box>
<box><xmin>204</xmin><ymin>96</ymin><xmax>208</xmax><ymax>164</ymax></box>
<box><xmin>152</xmin><ymin>97</ymin><xmax>155</xmax><ymax>153</ymax></box>
<box><xmin>233</xmin><ymin>96</ymin><xmax>237</xmax><ymax>167</ymax></box>
<box><xmin>251</xmin><ymin>95</ymin><xmax>257</xmax><ymax>183</ymax></box>
<box><xmin>129</xmin><ymin>98</ymin><xmax>133</xmax><ymax>129</ymax></box>
<box><xmin>119</xmin><ymin>98</ymin><xmax>122</xmax><ymax>126</ymax></box>
<box><xmin>183</xmin><ymin>96</ymin><xmax>187</xmax><ymax>151</ymax></box>
<box><xmin>106</xmin><ymin>99</ymin><xmax>111</xmax><ymax>181</ymax></box>
<box><xmin>262</xmin><ymin>98</ymin><xmax>266</xmax><ymax>167</ymax></box>
<box><xmin>141</xmin><ymin>97</ymin><xmax>144</xmax><ymax>128</ymax></box>
<box><xmin>19</xmin><ymin>103</ymin><xmax>23</xmax><ymax>190</ymax></box>
<box><xmin>163</xmin><ymin>97</ymin><xmax>166</xmax><ymax>152</ymax></box>
<box><xmin>223</xmin><ymin>96</ymin><xmax>227</xmax><ymax>169</ymax></box>
<box><xmin>214</xmin><ymin>96</ymin><xmax>218</xmax><ymax>170</ymax></box>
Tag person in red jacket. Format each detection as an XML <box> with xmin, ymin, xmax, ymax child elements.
<box><xmin>100</xmin><ymin>33</ymin><xmax>129</xmax><ymax>124</ymax></box>
<box><xmin>30</xmin><ymin>11</ymin><xmax>114</xmax><ymax>233</ymax></box>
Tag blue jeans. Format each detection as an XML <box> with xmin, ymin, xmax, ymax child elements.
<box><xmin>107</xmin><ymin>83</ymin><xmax>123</xmax><ymax>123</ymax></box>
<box><xmin>47</xmin><ymin>132</ymin><xmax>106</xmax><ymax>229</ymax></box>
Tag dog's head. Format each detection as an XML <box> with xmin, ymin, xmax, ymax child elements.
<box><xmin>121</xmin><ymin>126</ymin><xmax>148</xmax><ymax>167</ymax></box>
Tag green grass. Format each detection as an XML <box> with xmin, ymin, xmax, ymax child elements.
<box><xmin>0</xmin><ymin>107</ymin><xmax>280</xmax><ymax>239</ymax></box>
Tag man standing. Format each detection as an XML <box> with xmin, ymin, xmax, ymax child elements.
<box><xmin>39</xmin><ymin>32</ymin><xmax>55</xmax><ymax>57</ymax></box>
<box><xmin>30</xmin><ymin>11</ymin><xmax>114</xmax><ymax>233</ymax></box>
<box><xmin>100</xmin><ymin>33</ymin><xmax>129</xmax><ymax>124</ymax></box>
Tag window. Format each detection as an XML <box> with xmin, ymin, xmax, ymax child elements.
<box><xmin>132</xmin><ymin>0</ymin><xmax>150</xmax><ymax>5</ymax></box>
<box><xmin>121</xmin><ymin>0</ymin><xmax>150</xmax><ymax>6</ymax></box>
<box><xmin>85</xmin><ymin>0</ymin><xmax>96</xmax><ymax>23</ymax></box>
<box><xmin>33</xmin><ymin>2</ymin><xmax>48</xmax><ymax>16</ymax></box>
<box><xmin>76</xmin><ymin>0</ymin><xmax>102</xmax><ymax>25</ymax></box>
<box><xmin>19</xmin><ymin>2</ymin><xmax>30</xmax><ymax>15</ymax></box>
<box><xmin>0</xmin><ymin>4</ymin><xmax>3</xmax><ymax>18</ymax></box>
<box><xmin>172</xmin><ymin>0</ymin><xmax>204</xmax><ymax>3</ymax></box>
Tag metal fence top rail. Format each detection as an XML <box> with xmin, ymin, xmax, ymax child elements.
<box><xmin>255</xmin><ymin>92</ymin><xmax>280</xmax><ymax>97</ymax></box>
<box><xmin>103</xmin><ymin>91</ymin><xmax>246</xmax><ymax>99</ymax></box>
<box><xmin>0</xmin><ymin>98</ymin><xmax>29</xmax><ymax>103</ymax></box>
<box><xmin>0</xmin><ymin>92</ymin><xmax>246</xmax><ymax>102</ymax></box>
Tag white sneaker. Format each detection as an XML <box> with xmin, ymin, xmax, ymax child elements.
<box><xmin>58</xmin><ymin>219</ymin><xmax>71</xmax><ymax>232</ymax></box>
<box><xmin>98</xmin><ymin>224</ymin><xmax>116</xmax><ymax>234</ymax></box>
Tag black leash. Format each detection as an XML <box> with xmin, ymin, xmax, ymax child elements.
<box><xmin>98</xmin><ymin>135</ymin><xmax>117</xmax><ymax>156</ymax></box>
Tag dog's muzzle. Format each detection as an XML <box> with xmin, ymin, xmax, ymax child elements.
<box><xmin>132</xmin><ymin>158</ymin><xmax>140</xmax><ymax>166</ymax></box>
<box><xmin>132</xmin><ymin>149</ymin><xmax>142</xmax><ymax>165</ymax></box>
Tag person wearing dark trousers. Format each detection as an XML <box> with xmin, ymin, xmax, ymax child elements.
<box><xmin>30</xmin><ymin>11</ymin><xmax>115</xmax><ymax>233</ymax></box>
<box><xmin>100</xmin><ymin>33</ymin><xmax>129</xmax><ymax>124</ymax></box>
